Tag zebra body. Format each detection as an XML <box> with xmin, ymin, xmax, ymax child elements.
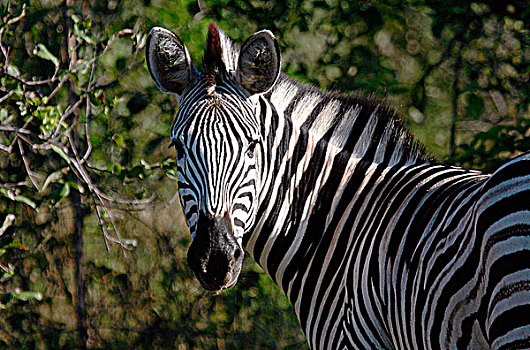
<box><xmin>147</xmin><ymin>23</ymin><xmax>530</xmax><ymax>349</ymax></box>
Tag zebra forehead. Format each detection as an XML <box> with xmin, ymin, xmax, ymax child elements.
<box><xmin>171</xmin><ymin>82</ymin><xmax>259</xmax><ymax>137</ymax></box>
<box><xmin>172</xmin><ymin>104</ymin><xmax>259</xmax><ymax>144</ymax></box>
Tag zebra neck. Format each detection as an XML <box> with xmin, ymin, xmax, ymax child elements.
<box><xmin>245</xmin><ymin>75</ymin><xmax>431</xmax><ymax>296</ymax></box>
<box><xmin>267</xmin><ymin>75</ymin><xmax>429</xmax><ymax>164</ymax></box>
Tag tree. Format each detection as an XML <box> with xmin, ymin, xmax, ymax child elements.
<box><xmin>1</xmin><ymin>1</ymin><xmax>306</xmax><ymax>347</ymax></box>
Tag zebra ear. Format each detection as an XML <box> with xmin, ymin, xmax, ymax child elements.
<box><xmin>237</xmin><ymin>30</ymin><xmax>281</xmax><ymax>95</ymax></box>
<box><xmin>147</xmin><ymin>27</ymin><xmax>197</xmax><ymax>97</ymax></box>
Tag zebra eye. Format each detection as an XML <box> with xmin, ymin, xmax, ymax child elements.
<box><xmin>246</xmin><ymin>140</ymin><xmax>258</xmax><ymax>158</ymax></box>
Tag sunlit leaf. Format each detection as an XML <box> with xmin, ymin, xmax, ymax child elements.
<box><xmin>33</xmin><ymin>44</ymin><xmax>59</xmax><ymax>67</ymax></box>
<box><xmin>113</xmin><ymin>134</ymin><xmax>125</xmax><ymax>148</ymax></box>
<box><xmin>2</xmin><ymin>241</ymin><xmax>29</xmax><ymax>251</ymax></box>
<box><xmin>51</xmin><ymin>145</ymin><xmax>71</xmax><ymax>164</ymax></box>
<box><xmin>59</xmin><ymin>182</ymin><xmax>70</xmax><ymax>198</ymax></box>
<box><xmin>40</xmin><ymin>170</ymin><xmax>64</xmax><ymax>192</ymax></box>
<box><xmin>13</xmin><ymin>290</ymin><xmax>43</xmax><ymax>302</ymax></box>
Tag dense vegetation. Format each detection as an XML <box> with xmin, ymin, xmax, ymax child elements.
<box><xmin>0</xmin><ymin>0</ymin><xmax>528</xmax><ymax>348</ymax></box>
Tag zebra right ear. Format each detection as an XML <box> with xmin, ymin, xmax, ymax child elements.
<box><xmin>147</xmin><ymin>27</ymin><xmax>197</xmax><ymax>97</ymax></box>
<box><xmin>237</xmin><ymin>30</ymin><xmax>281</xmax><ymax>95</ymax></box>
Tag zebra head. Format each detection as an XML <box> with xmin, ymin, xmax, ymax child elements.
<box><xmin>147</xmin><ymin>23</ymin><xmax>280</xmax><ymax>291</ymax></box>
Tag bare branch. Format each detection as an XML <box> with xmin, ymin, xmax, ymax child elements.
<box><xmin>81</xmin><ymin>46</ymin><xmax>98</xmax><ymax>164</ymax></box>
<box><xmin>0</xmin><ymin>68</ymin><xmax>63</xmax><ymax>87</ymax></box>
<box><xmin>0</xmin><ymin>181</ymin><xmax>30</xmax><ymax>188</ymax></box>
<box><xmin>52</xmin><ymin>96</ymin><xmax>84</xmax><ymax>137</ymax></box>
<box><xmin>0</xmin><ymin>124</ymin><xmax>34</xmax><ymax>135</ymax></box>
<box><xmin>0</xmin><ymin>90</ymin><xmax>15</xmax><ymax>104</ymax></box>
<box><xmin>91</xmin><ymin>24</ymin><xmax>145</xmax><ymax>90</ymax></box>
<box><xmin>17</xmin><ymin>139</ymin><xmax>41</xmax><ymax>190</ymax></box>
<box><xmin>0</xmin><ymin>4</ymin><xmax>27</xmax><ymax>66</ymax></box>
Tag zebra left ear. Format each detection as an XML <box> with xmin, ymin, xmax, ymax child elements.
<box><xmin>146</xmin><ymin>27</ymin><xmax>197</xmax><ymax>97</ymax></box>
<box><xmin>237</xmin><ymin>30</ymin><xmax>281</xmax><ymax>95</ymax></box>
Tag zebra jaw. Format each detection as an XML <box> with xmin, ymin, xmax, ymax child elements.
<box><xmin>187</xmin><ymin>212</ymin><xmax>244</xmax><ymax>291</ymax></box>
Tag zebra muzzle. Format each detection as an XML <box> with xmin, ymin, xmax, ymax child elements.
<box><xmin>187</xmin><ymin>213</ymin><xmax>244</xmax><ymax>291</ymax></box>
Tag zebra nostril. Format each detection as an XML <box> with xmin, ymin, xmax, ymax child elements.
<box><xmin>233</xmin><ymin>247</ymin><xmax>242</xmax><ymax>260</ymax></box>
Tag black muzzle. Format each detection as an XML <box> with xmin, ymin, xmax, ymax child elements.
<box><xmin>187</xmin><ymin>212</ymin><xmax>244</xmax><ymax>291</ymax></box>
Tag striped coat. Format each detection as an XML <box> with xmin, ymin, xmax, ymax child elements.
<box><xmin>147</xmin><ymin>23</ymin><xmax>530</xmax><ymax>349</ymax></box>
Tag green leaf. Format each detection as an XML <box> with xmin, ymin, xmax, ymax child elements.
<box><xmin>68</xmin><ymin>181</ymin><xmax>84</xmax><ymax>194</ymax></box>
<box><xmin>0</xmin><ymin>214</ymin><xmax>15</xmax><ymax>236</ymax></box>
<box><xmin>113</xmin><ymin>134</ymin><xmax>125</xmax><ymax>148</ymax></box>
<box><xmin>13</xmin><ymin>290</ymin><xmax>43</xmax><ymax>302</ymax></box>
<box><xmin>1</xmin><ymin>0</ymin><xmax>11</xmax><ymax>18</ymax></box>
<box><xmin>0</xmin><ymin>271</ymin><xmax>12</xmax><ymax>282</ymax></box>
<box><xmin>134</xmin><ymin>187</ymin><xmax>148</xmax><ymax>199</ymax></box>
<box><xmin>51</xmin><ymin>145</ymin><xmax>71</xmax><ymax>164</ymax></box>
<box><xmin>74</xmin><ymin>22</ymin><xmax>95</xmax><ymax>45</ymax></box>
<box><xmin>41</xmin><ymin>170</ymin><xmax>64</xmax><ymax>192</ymax></box>
<box><xmin>33</xmin><ymin>44</ymin><xmax>59</xmax><ymax>67</ymax></box>
<box><xmin>59</xmin><ymin>182</ymin><xmax>70</xmax><ymax>198</ymax></box>
<box><xmin>2</xmin><ymin>241</ymin><xmax>29</xmax><ymax>251</ymax></box>
<box><xmin>111</xmin><ymin>163</ymin><xmax>122</xmax><ymax>176</ymax></box>
<box><xmin>0</xmin><ymin>188</ymin><xmax>37</xmax><ymax>209</ymax></box>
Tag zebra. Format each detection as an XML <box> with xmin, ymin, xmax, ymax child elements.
<box><xmin>146</xmin><ymin>22</ymin><xmax>530</xmax><ymax>349</ymax></box>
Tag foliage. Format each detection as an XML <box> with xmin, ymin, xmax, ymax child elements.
<box><xmin>0</xmin><ymin>0</ymin><xmax>528</xmax><ymax>349</ymax></box>
<box><xmin>208</xmin><ymin>0</ymin><xmax>529</xmax><ymax>158</ymax></box>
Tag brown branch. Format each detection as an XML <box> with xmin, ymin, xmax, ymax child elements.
<box><xmin>0</xmin><ymin>68</ymin><xmax>62</xmax><ymax>87</ymax></box>
<box><xmin>0</xmin><ymin>124</ymin><xmax>34</xmax><ymax>135</ymax></box>
<box><xmin>17</xmin><ymin>139</ymin><xmax>41</xmax><ymax>190</ymax></box>
<box><xmin>0</xmin><ymin>181</ymin><xmax>29</xmax><ymax>188</ymax></box>
<box><xmin>51</xmin><ymin>95</ymin><xmax>84</xmax><ymax>137</ymax></box>
<box><xmin>0</xmin><ymin>4</ymin><xmax>27</xmax><ymax>67</ymax></box>
<box><xmin>2</xmin><ymin>108</ymin><xmax>34</xmax><ymax>150</ymax></box>
<box><xmin>81</xmin><ymin>45</ymin><xmax>98</xmax><ymax>164</ymax></box>
<box><xmin>415</xmin><ymin>16</ymin><xmax>475</xmax><ymax>111</ymax></box>
<box><xmin>90</xmin><ymin>25</ymin><xmax>144</xmax><ymax>90</ymax></box>
<box><xmin>0</xmin><ymin>90</ymin><xmax>15</xmax><ymax>104</ymax></box>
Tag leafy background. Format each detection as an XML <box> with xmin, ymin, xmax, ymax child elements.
<box><xmin>0</xmin><ymin>0</ymin><xmax>528</xmax><ymax>348</ymax></box>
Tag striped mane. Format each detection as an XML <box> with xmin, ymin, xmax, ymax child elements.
<box><xmin>203</xmin><ymin>24</ymin><xmax>430</xmax><ymax>167</ymax></box>
<box><xmin>268</xmin><ymin>74</ymin><xmax>432</xmax><ymax>165</ymax></box>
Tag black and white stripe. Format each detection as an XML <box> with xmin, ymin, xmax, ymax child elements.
<box><xmin>149</xmin><ymin>24</ymin><xmax>530</xmax><ymax>349</ymax></box>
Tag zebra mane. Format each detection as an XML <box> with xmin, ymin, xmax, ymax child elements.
<box><xmin>207</xmin><ymin>24</ymin><xmax>431</xmax><ymax>165</ymax></box>
<box><xmin>268</xmin><ymin>74</ymin><xmax>432</xmax><ymax>165</ymax></box>
<box><xmin>203</xmin><ymin>23</ymin><xmax>239</xmax><ymax>86</ymax></box>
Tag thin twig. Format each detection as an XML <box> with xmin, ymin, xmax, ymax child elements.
<box><xmin>91</xmin><ymin>26</ymin><xmax>144</xmax><ymax>90</ymax></box>
<box><xmin>46</xmin><ymin>73</ymin><xmax>69</xmax><ymax>102</ymax></box>
<box><xmin>0</xmin><ymin>181</ymin><xmax>29</xmax><ymax>188</ymax></box>
<box><xmin>0</xmin><ymin>124</ymin><xmax>34</xmax><ymax>135</ymax></box>
<box><xmin>17</xmin><ymin>139</ymin><xmax>40</xmax><ymax>190</ymax></box>
<box><xmin>52</xmin><ymin>96</ymin><xmax>84</xmax><ymax>137</ymax></box>
<box><xmin>0</xmin><ymin>90</ymin><xmax>15</xmax><ymax>104</ymax></box>
<box><xmin>5</xmin><ymin>116</ymin><xmax>34</xmax><ymax>153</ymax></box>
<box><xmin>81</xmin><ymin>45</ymin><xmax>98</xmax><ymax>163</ymax></box>
<box><xmin>0</xmin><ymin>5</ymin><xmax>27</xmax><ymax>67</ymax></box>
